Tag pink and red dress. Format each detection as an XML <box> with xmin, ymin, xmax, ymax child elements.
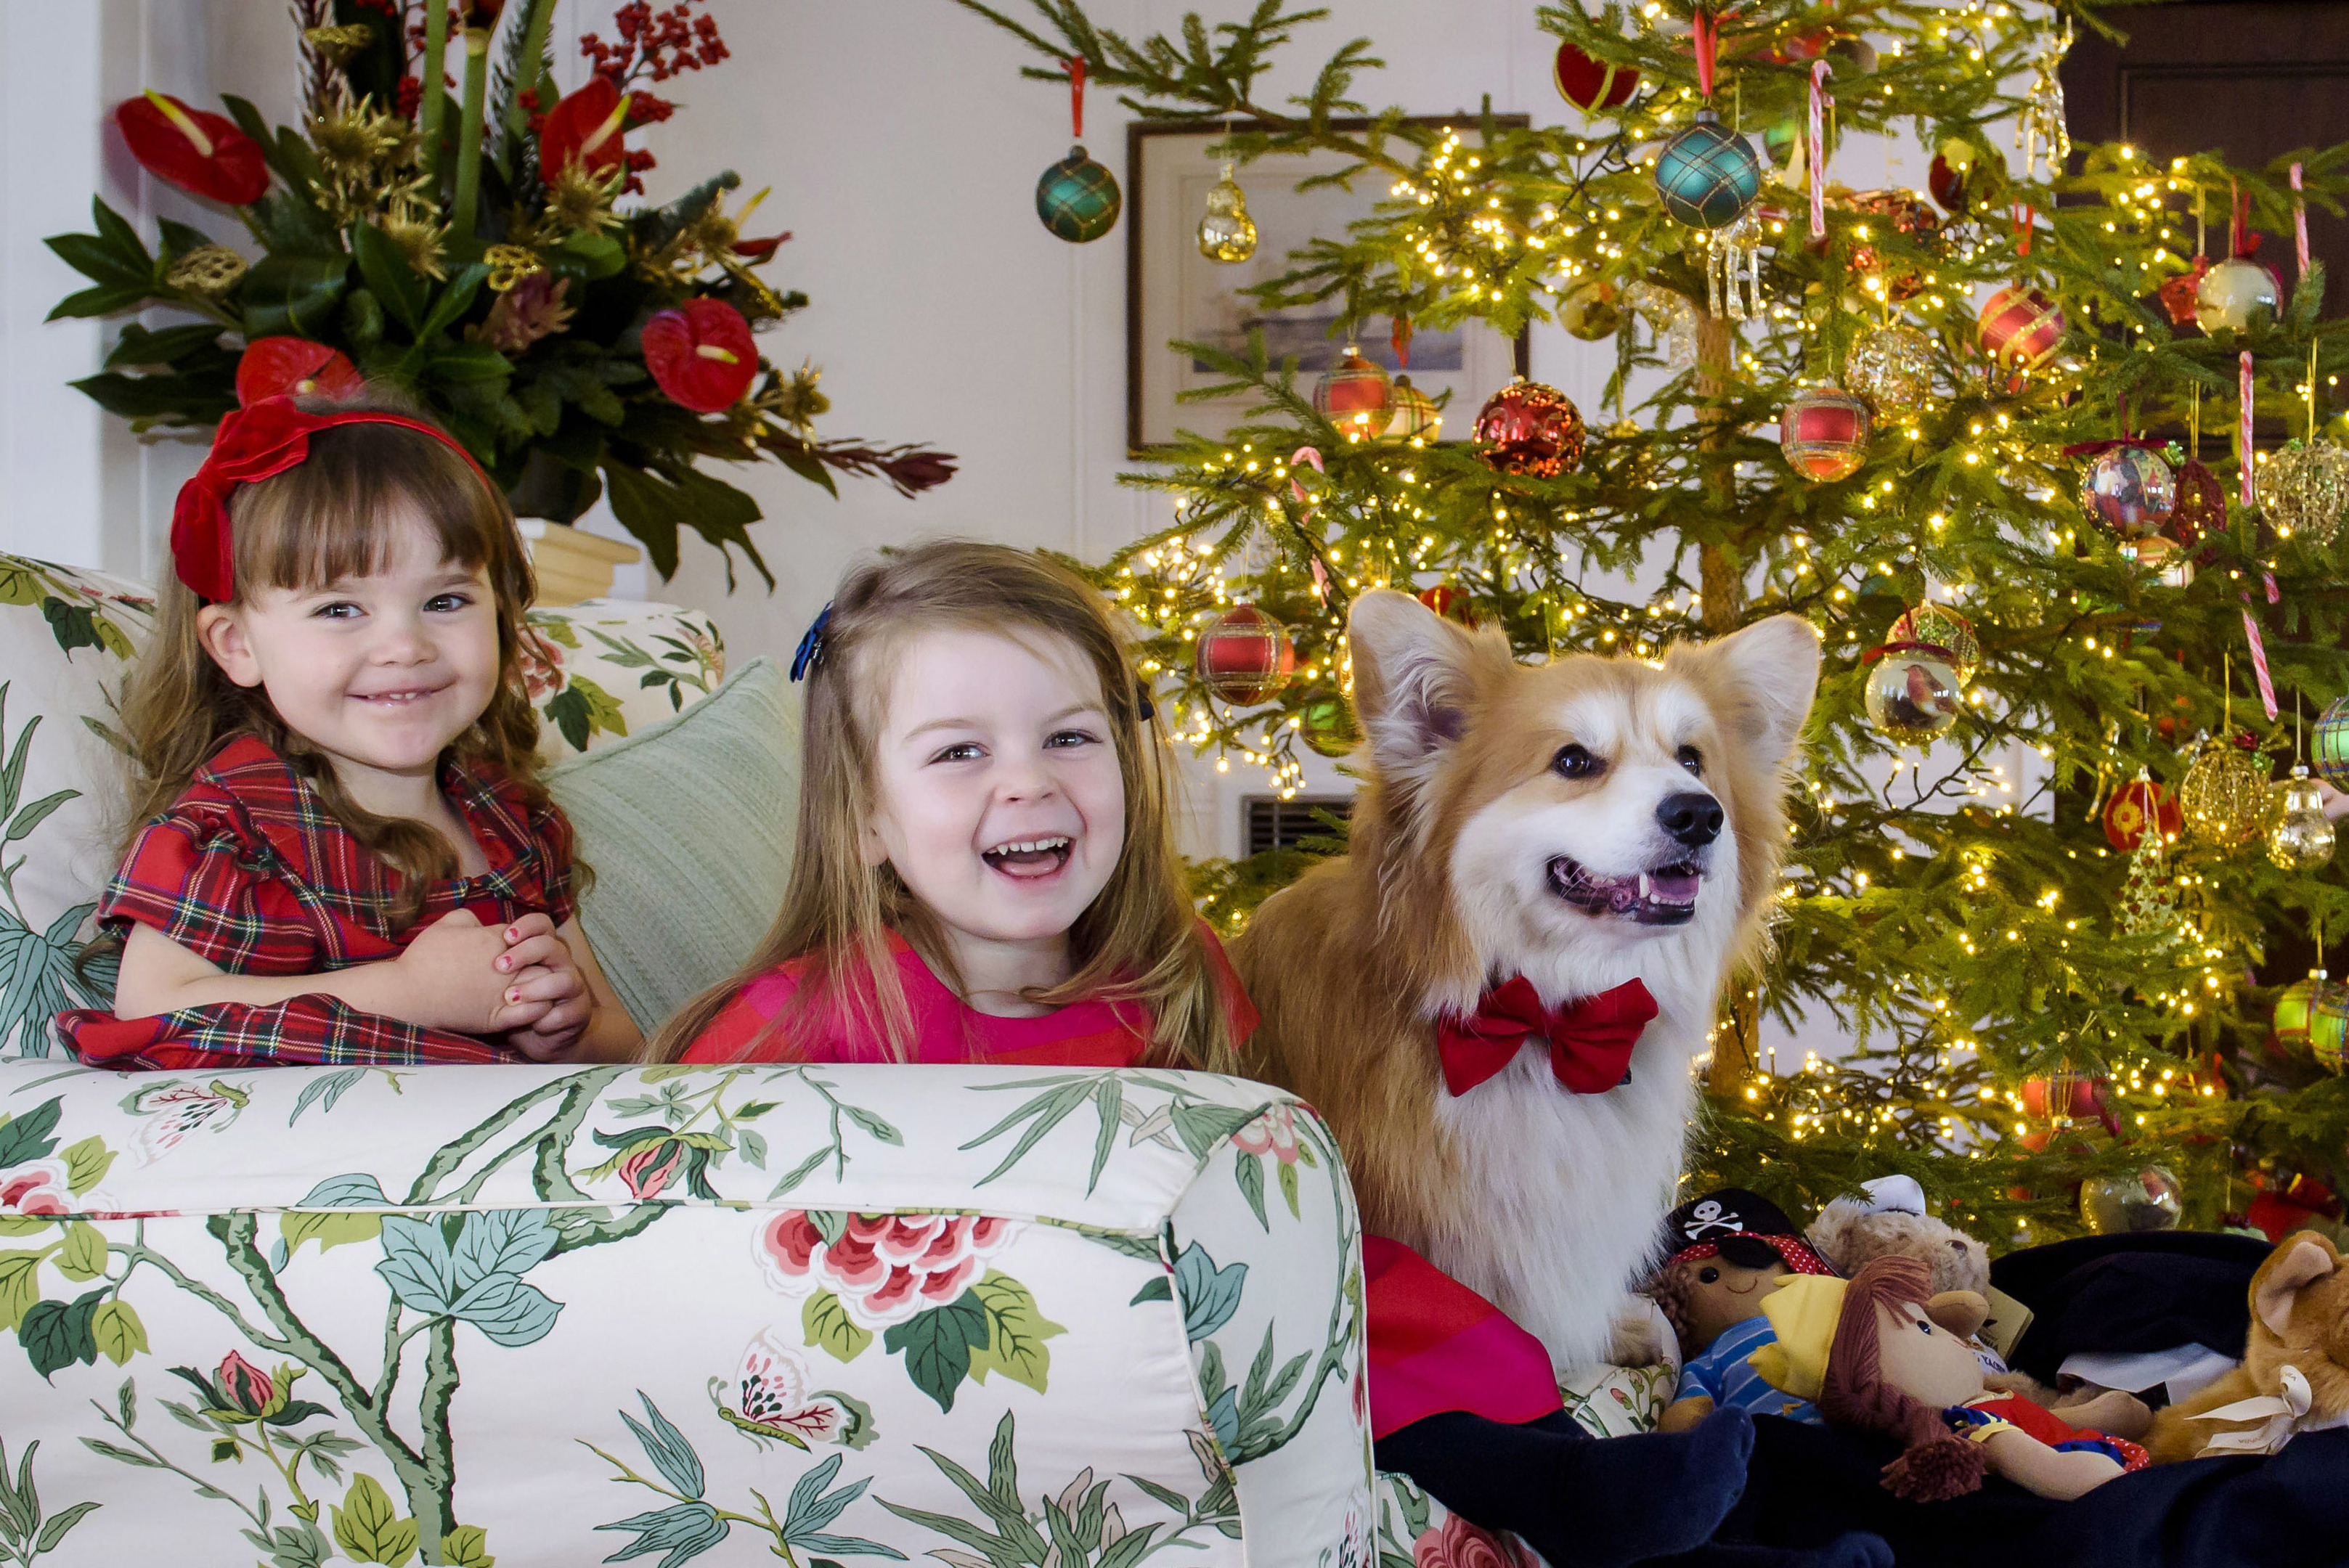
<box><xmin>55</xmin><ymin>735</ymin><xmax>576</xmax><ymax>1071</ymax></box>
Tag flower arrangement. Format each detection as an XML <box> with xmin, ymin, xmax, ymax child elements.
<box><xmin>47</xmin><ymin>0</ymin><xmax>954</xmax><ymax>586</ymax></box>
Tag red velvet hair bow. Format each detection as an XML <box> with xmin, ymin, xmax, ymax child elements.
<box><xmin>1436</xmin><ymin>976</ymin><xmax>1658</xmax><ymax>1097</ymax></box>
<box><xmin>171</xmin><ymin>396</ymin><xmax>495</xmax><ymax>602</ymax></box>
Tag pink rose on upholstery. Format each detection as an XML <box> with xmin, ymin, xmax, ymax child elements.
<box><xmin>755</xmin><ymin>1210</ymin><xmax>1016</xmax><ymax>1328</ymax></box>
<box><xmin>618</xmin><ymin>1140</ymin><xmax>685</xmax><ymax>1199</ymax></box>
<box><xmin>1233</xmin><ymin>1105</ymin><xmax>1301</xmax><ymax>1164</ymax></box>
<box><xmin>0</xmin><ymin>1159</ymin><xmax>73</xmax><ymax>1218</ymax></box>
<box><xmin>519</xmin><ymin>625</ymin><xmax>563</xmax><ymax>702</ymax></box>
<box><xmin>1414</xmin><ymin>1513</ymin><xmax>1530</xmax><ymax>1568</ymax></box>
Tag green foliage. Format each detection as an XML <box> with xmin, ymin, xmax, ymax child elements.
<box><xmin>964</xmin><ymin>0</ymin><xmax>2349</xmax><ymax>1241</ymax></box>
<box><xmin>45</xmin><ymin>8</ymin><xmax>953</xmax><ymax>583</ymax></box>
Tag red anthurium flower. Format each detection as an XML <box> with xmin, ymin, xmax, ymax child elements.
<box><xmin>538</xmin><ymin>78</ymin><xmax>632</xmax><ymax>187</ymax></box>
<box><xmin>642</xmin><ymin>300</ymin><xmax>757</xmax><ymax>413</ymax></box>
<box><xmin>235</xmin><ymin>338</ymin><xmax>366</xmax><ymax>407</ymax></box>
<box><xmin>115</xmin><ymin>91</ymin><xmax>269</xmax><ymax>205</ymax></box>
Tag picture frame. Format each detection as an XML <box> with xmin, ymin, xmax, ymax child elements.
<box><xmin>1126</xmin><ymin>117</ymin><xmax>1533</xmax><ymax>455</ymax></box>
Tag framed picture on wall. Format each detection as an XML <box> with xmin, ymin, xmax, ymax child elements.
<box><xmin>1127</xmin><ymin>117</ymin><xmax>1531</xmax><ymax>454</ymax></box>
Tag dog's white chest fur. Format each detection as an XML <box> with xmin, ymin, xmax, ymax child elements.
<box><xmin>1419</xmin><ymin>1010</ymin><xmax>1702</xmax><ymax>1369</ymax></box>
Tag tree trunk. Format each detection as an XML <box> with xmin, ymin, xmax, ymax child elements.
<box><xmin>1690</xmin><ymin>306</ymin><xmax>1762</xmax><ymax>1097</ymax></box>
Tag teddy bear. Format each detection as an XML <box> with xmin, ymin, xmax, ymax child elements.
<box><xmin>1806</xmin><ymin>1175</ymin><xmax>2151</xmax><ymax>1440</ymax></box>
<box><xmin>2146</xmin><ymin>1228</ymin><xmax>2349</xmax><ymax>1461</ymax></box>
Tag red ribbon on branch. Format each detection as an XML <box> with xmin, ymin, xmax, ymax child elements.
<box><xmin>2013</xmin><ymin>202</ymin><xmax>2035</xmax><ymax>258</ymax></box>
<box><xmin>2059</xmin><ymin>435</ymin><xmax>2168</xmax><ymax>459</ymax></box>
<box><xmin>1808</xmin><ymin>61</ymin><xmax>1831</xmax><ymax>240</ymax></box>
<box><xmin>1067</xmin><ymin>56</ymin><xmax>1086</xmax><ymax>138</ymax></box>
<box><xmin>1692</xmin><ymin>8</ymin><xmax>1720</xmax><ymax>99</ymax></box>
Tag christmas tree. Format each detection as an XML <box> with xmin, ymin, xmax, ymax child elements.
<box><xmin>957</xmin><ymin>0</ymin><xmax>2349</xmax><ymax>1246</ymax></box>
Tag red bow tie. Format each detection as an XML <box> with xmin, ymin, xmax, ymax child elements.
<box><xmin>1437</xmin><ymin>976</ymin><xmax>1658</xmax><ymax>1097</ymax></box>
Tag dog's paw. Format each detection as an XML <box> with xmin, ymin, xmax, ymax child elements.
<box><xmin>1606</xmin><ymin>1298</ymin><xmax>1674</xmax><ymax>1367</ymax></box>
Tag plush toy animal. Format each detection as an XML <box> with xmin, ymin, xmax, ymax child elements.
<box><xmin>2146</xmin><ymin>1229</ymin><xmax>2349</xmax><ymax>1462</ymax></box>
<box><xmin>1234</xmin><ymin>590</ymin><xmax>1820</xmax><ymax>1368</ymax></box>
<box><xmin>1756</xmin><ymin>1255</ymin><xmax>2148</xmax><ymax>1502</ymax></box>
<box><xmin>1806</xmin><ymin>1175</ymin><xmax>2152</xmax><ymax>1440</ymax></box>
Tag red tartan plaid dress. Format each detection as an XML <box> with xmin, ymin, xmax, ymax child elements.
<box><xmin>54</xmin><ymin>735</ymin><xmax>577</xmax><ymax>1070</ymax></box>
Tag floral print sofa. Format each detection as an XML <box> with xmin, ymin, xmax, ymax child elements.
<box><xmin>0</xmin><ymin>555</ymin><xmax>1656</xmax><ymax>1567</ymax></box>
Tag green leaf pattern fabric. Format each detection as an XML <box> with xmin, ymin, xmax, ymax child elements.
<box><xmin>0</xmin><ymin>1059</ymin><xmax>1372</xmax><ymax>1564</ymax></box>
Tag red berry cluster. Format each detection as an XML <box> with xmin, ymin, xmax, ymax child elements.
<box><xmin>579</xmin><ymin>1</ymin><xmax>728</xmax><ymax>89</ymax></box>
<box><xmin>571</xmin><ymin>1</ymin><xmax>727</xmax><ymax>192</ymax></box>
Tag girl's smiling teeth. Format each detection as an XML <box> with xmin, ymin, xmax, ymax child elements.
<box><xmin>983</xmin><ymin>835</ymin><xmax>1073</xmax><ymax>877</ymax></box>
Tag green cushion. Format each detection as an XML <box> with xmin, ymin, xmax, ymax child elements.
<box><xmin>545</xmin><ymin>656</ymin><xmax>798</xmax><ymax>1034</ymax></box>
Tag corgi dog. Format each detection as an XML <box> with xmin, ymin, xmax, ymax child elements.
<box><xmin>1234</xmin><ymin>589</ymin><xmax>1820</xmax><ymax>1369</ymax></box>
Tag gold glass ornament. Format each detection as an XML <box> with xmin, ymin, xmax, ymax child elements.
<box><xmin>1863</xmin><ymin>645</ymin><xmax>1962</xmax><ymax>742</ymax></box>
<box><xmin>1844</xmin><ymin>324</ymin><xmax>1935</xmax><ymax>418</ymax></box>
<box><xmin>1197</xmin><ymin>162</ymin><xmax>1258</xmax><ymax>264</ymax></box>
<box><xmin>2179</xmin><ymin>735</ymin><xmax>2276</xmax><ymax>849</ymax></box>
<box><xmin>2267</xmin><ymin>764</ymin><xmax>2337</xmax><ymax>870</ymax></box>
<box><xmin>2079</xmin><ymin>1166</ymin><xmax>2183</xmax><ymax>1235</ymax></box>
<box><xmin>1886</xmin><ymin>602</ymin><xmax>1979</xmax><ymax>687</ymax></box>
<box><xmin>2255</xmin><ymin>441</ymin><xmax>2349</xmax><ymax>544</ymax></box>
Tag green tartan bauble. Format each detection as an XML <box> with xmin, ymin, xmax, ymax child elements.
<box><xmin>2313</xmin><ymin>693</ymin><xmax>2349</xmax><ymax>787</ymax></box>
<box><xmin>1653</xmin><ymin>112</ymin><xmax>1761</xmax><ymax>230</ymax></box>
<box><xmin>1036</xmin><ymin>144</ymin><xmax>1121</xmax><ymax>242</ymax></box>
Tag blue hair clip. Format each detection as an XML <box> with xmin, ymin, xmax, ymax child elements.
<box><xmin>1136</xmin><ymin>685</ymin><xmax>1155</xmax><ymax>722</ymax></box>
<box><xmin>791</xmin><ymin>602</ymin><xmax>833</xmax><ymax>682</ymax></box>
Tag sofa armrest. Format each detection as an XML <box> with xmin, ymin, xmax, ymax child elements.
<box><xmin>0</xmin><ymin>1058</ymin><xmax>1369</xmax><ymax>1566</ymax></box>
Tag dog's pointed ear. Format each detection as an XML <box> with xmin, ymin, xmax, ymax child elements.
<box><xmin>2254</xmin><ymin>1233</ymin><xmax>2338</xmax><ymax>1338</ymax></box>
<box><xmin>1348</xmin><ymin>588</ymin><xmax>1481</xmax><ymax>775</ymax></box>
<box><xmin>1685</xmin><ymin>614</ymin><xmax>1820</xmax><ymax>771</ymax></box>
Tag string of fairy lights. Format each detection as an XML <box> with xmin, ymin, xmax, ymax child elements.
<box><xmin>1077</xmin><ymin>0</ymin><xmax>2349</xmax><ymax>1226</ymax></box>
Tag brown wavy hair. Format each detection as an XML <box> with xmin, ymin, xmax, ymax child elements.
<box><xmin>1819</xmin><ymin>1255</ymin><xmax>1990</xmax><ymax>1502</ymax></box>
<box><xmin>113</xmin><ymin>390</ymin><xmax>547</xmax><ymax>930</ymax></box>
<box><xmin>648</xmin><ymin>540</ymin><xmax>1235</xmax><ymax>1071</ymax></box>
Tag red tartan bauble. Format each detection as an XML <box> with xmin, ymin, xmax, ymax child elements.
<box><xmin>1313</xmin><ymin>348</ymin><xmax>1395</xmax><ymax>441</ymax></box>
<box><xmin>115</xmin><ymin>91</ymin><xmax>269</xmax><ymax>205</ymax></box>
<box><xmin>2103</xmin><ymin>776</ymin><xmax>2183</xmax><ymax>851</ymax></box>
<box><xmin>1977</xmin><ymin>285</ymin><xmax>2067</xmax><ymax>372</ymax></box>
<box><xmin>1779</xmin><ymin>385</ymin><xmax>1873</xmax><ymax>481</ymax></box>
<box><xmin>1472</xmin><ymin>380</ymin><xmax>1586</xmax><ymax>477</ymax></box>
<box><xmin>235</xmin><ymin>337</ymin><xmax>365</xmax><ymax>406</ymax></box>
<box><xmin>2019</xmin><ymin>1071</ymin><xmax>2120</xmax><ymax>1134</ymax></box>
<box><xmin>642</xmin><ymin>299</ymin><xmax>758</xmax><ymax>412</ymax></box>
<box><xmin>1553</xmin><ymin>44</ymin><xmax>1638</xmax><ymax>113</ymax></box>
<box><xmin>1195</xmin><ymin>604</ymin><xmax>1296</xmax><ymax>705</ymax></box>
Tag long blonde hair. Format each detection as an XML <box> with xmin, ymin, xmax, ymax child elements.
<box><xmin>650</xmin><ymin>540</ymin><xmax>1234</xmax><ymax>1071</ymax></box>
<box><xmin>115</xmin><ymin>391</ymin><xmax>545</xmax><ymax>928</ymax></box>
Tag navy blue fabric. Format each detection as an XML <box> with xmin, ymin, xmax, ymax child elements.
<box><xmin>1722</xmin><ymin>1416</ymin><xmax>2349</xmax><ymax>1568</ymax></box>
<box><xmin>1988</xmin><ymin>1233</ymin><xmax>2271</xmax><ymax>1385</ymax></box>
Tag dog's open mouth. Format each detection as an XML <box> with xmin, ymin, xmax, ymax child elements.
<box><xmin>1547</xmin><ymin>856</ymin><xmax>1703</xmax><ymax>926</ymax></box>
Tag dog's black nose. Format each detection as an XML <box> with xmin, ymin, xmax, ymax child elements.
<box><xmin>1657</xmin><ymin>791</ymin><xmax>1724</xmax><ymax>847</ymax></box>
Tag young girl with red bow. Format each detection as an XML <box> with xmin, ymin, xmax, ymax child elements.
<box><xmin>57</xmin><ymin>393</ymin><xmax>638</xmax><ymax>1069</ymax></box>
<box><xmin>651</xmin><ymin>541</ymin><xmax>1246</xmax><ymax>1071</ymax></box>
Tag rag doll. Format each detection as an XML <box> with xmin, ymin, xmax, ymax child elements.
<box><xmin>1649</xmin><ymin>1188</ymin><xmax>1838</xmax><ymax>1432</ymax></box>
<box><xmin>1754</xmin><ymin>1255</ymin><xmax>2148</xmax><ymax>1502</ymax></box>
<box><xmin>1806</xmin><ymin>1175</ymin><xmax>2151</xmax><ymax>1440</ymax></box>
<box><xmin>2146</xmin><ymin>1228</ymin><xmax>2349</xmax><ymax>1461</ymax></box>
